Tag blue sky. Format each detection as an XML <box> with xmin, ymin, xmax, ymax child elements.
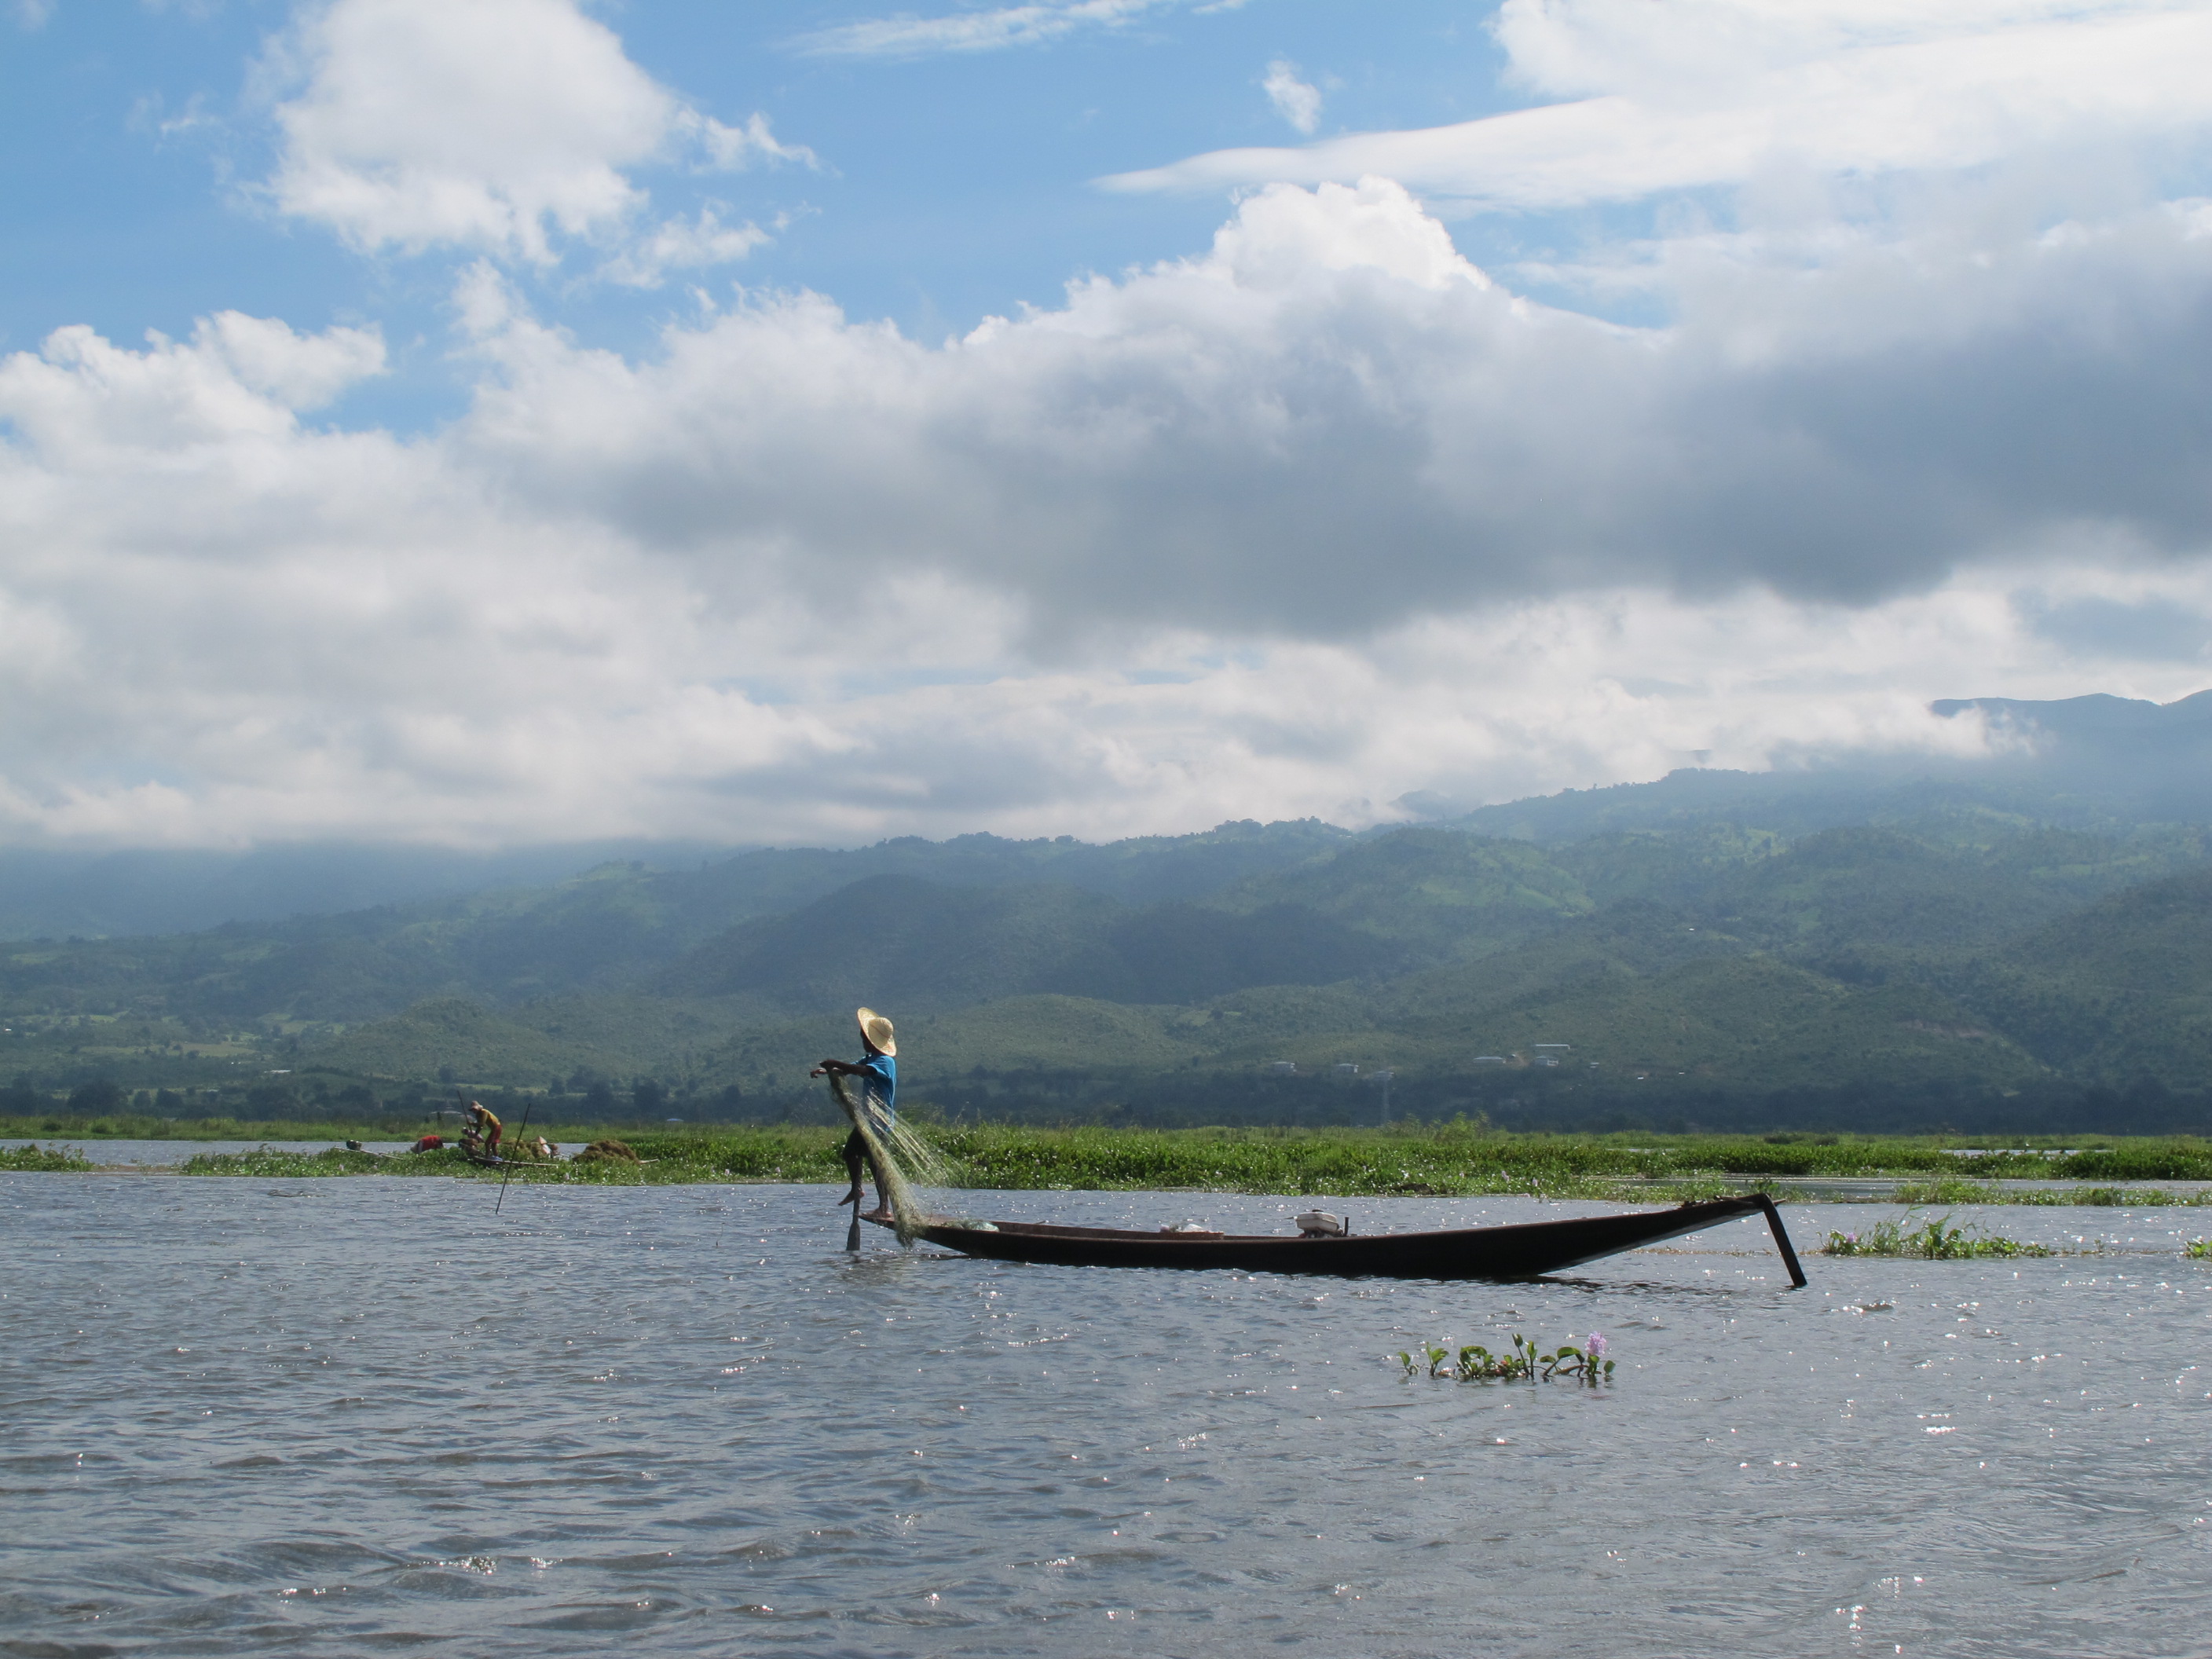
<box><xmin>5</xmin><ymin>2</ymin><xmax>1534</xmax><ymax>429</ymax></box>
<box><xmin>5</xmin><ymin>0</ymin><xmax>2212</xmax><ymax>851</ymax></box>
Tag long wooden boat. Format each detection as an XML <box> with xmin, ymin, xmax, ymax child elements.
<box><xmin>868</xmin><ymin>1193</ymin><xmax>1807</xmax><ymax>1285</ymax></box>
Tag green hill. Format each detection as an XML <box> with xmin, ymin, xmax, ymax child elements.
<box><xmin>2009</xmin><ymin>867</ymin><xmax>2212</xmax><ymax>993</ymax></box>
<box><xmin>310</xmin><ymin>998</ymin><xmax>608</xmax><ymax>1083</ymax></box>
<box><xmin>13</xmin><ymin>795</ymin><xmax>2212</xmax><ymax>1130</ymax></box>
<box><xmin>654</xmin><ymin>874</ymin><xmax>1401</xmax><ymax>1009</ymax></box>
<box><xmin>1211</xmin><ymin>828</ymin><xmax>1594</xmax><ymax>961</ymax></box>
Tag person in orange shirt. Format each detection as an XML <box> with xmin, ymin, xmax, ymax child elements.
<box><xmin>460</xmin><ymin>1100</ymin><xmax>503</xmax><ymax>1156</ymax></box>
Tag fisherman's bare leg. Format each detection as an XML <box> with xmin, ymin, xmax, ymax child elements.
<box><xmin>837</xmin><ymin>1128</ymin><xmax>866</xmax><ymax>1208</ymax></box>
<box><xmin>859</xmin><ymin>1147</ymin><xmax>895</xmax><ymax>1222</ymax></box>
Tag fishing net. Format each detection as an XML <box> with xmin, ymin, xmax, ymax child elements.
<box><xmin>827</xmin><ymin>1072</ymin><xmax>950</xmax><ymax>1244</ymax></box>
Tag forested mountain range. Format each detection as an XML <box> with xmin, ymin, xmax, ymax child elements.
<box><xmin>9</xmin><ymin>692</ymin><xmax>2212</xmax><ymax>1132</ymax></box>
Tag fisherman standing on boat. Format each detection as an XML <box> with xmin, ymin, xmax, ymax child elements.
<box><xmin>460</xmin><ymin>1099</ymin><xmax>502</xmax><ymax>1158</ymax></box>
<box><xmin>812</xmin><ymin>1008</ymin><xmax>896</xmax><ymax>1223</ymax></box>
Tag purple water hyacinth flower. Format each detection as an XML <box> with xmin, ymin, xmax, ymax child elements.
<box><xmin>1586</xmin><ymin>1333</ymin><xmax>1606</xmax><ymax>1360</ymax></box>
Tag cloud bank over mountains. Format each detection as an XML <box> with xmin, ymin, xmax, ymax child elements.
<box><xmin>2</xmin><ymin>0</ymin><xmax>2211</xmax><ymax>848</ymax></box>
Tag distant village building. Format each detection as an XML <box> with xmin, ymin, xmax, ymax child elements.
<box><xmin>1333</xmin><ymin>1063</ymin><xmax>1359</xmax><ymax>1077</ymax></box>
<box><xmin>1473</xmin><ymin>1055</ymin><xmax>1508</xmax><ymax>1067</ymax></box>
<box><xmin>1267</xmin><ymin>1060</ymin><xmax>1297</xmax><ymax>1075</ymax></box>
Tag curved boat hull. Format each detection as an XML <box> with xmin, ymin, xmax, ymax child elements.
<box><xmin>890</xmin><ymin>1193</ymin><xmax>1806</xmax><ymax>1285</ymax></box>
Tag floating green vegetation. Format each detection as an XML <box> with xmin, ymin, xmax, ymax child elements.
<box><xmin>0</xmin><ymin>1142</ymin><xmax>93</xmax><ymax>1172</ymax></box>
<box><xmin>573</xmin><ymin>1140</ymin><xmax>642</xmax><ymax>1163</ymax></box>
<box><xmin>623</xmin><ymin>1126</ymin><xmax>1792</xmax><ymax>1199</ymax></box>
<box><xmin>1887</xmin><ymin>1179</ymin><xmax>2016</xmax><ymax>1207</ymax></box>
<box><xmin>1396</xmin><ymin>1332</ymin><xmax>1614</xmax><ymax>1384</ymax></box>
<box><xmin>1821</xmin><ymin>1215</ymin><xmax>2053</xmax><ymax>1258</ymax></box>
<box><xmin>2186</xmin><ymin>1239</ymin><xmax>2212</xmax><ymax>1260</ymax></box>
<box><xmin>140</xmin><ymin>1124</ymin><xmax>1752</xmax><ymax>1199</ymax></box>
<box><xmin>1889</xmin><ymin>1179</ymin><xmax>2212</xmax><ymax>1207</ymax></box>
<box><xmin>2060</xmin><ymin>1185</ymin><xmax>2200</xmax><ymax>1207</ymax></box>
<box><xmin>181</xmin><ymin>1146</ymin><xmax>425</xmax><ymax>1178</ymax></box>
<box><xmin>28</xmin><ymin>1122</ymin><xmax>2212</xmax><ymax>1202</ymax></box>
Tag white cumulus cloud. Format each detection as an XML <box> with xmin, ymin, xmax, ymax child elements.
<box><xmin>680</xmin><ymin>110</ymin><xmax>819</xmax><ymax>174</ymax></box>
<box><xmin>1262</xmin><ymin>59</ymin><xmax>1321</xmax><ymax>134</ymax></box>
<box><xmin>441</xmin><ymin>178</ymin><xmax>2212</xmax><ymax>639</ymax></box>
<box><xmin>5</xmin><ymin>167</ymin><xmax>2212</xmax><ymax>847</ymax></box>
<box><xmin>261</xmin><ymin>0</ymin><xmax>810</xmax><ymax>263</ymax></box>
<box><xmin>0</xmin><ymin>313</ymin><xmax>383</xmax><ymax>461</ymax></box>
<box><xmin>794</xmin><ymin>0</ymin><xmax>1171</xmax><ymax>58</ymax></box>
<box><xmin>1107</xmin><ymin>0</ymin><xmax>2212</xmax><ymax>207</ymax></box>
<box><xmin>599</xmin><ymin>209</ymin><xmax>776</xmax><ymax>288</ymax></box>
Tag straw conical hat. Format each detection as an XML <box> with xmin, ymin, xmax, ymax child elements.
<box><xmin>856</xmin><ymin>1007</ymin><xmax>895</xmax><ymax>1056</ymax></box>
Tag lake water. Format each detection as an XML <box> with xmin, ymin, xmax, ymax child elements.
<box><xmin>4</xmin><ymin>1176</ymin><xmax>2210</xmax><ymax>1657</ymax></box>
<box><xmin>0</xmin><ymin>1140</ymin><xmax>419</xmax><ymax>1164</ymax></box>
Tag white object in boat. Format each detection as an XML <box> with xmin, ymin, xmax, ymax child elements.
<box><xmin>1295</xmin><ymin>1210</ymin><xmax>1347</xmax><ymax>1237</ymax></box>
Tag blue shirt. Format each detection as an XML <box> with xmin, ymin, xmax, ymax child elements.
<box><xmin>852</xmin><ymin>1053</ymin><xmax>895</xmax><ymax>1128</ymax></box>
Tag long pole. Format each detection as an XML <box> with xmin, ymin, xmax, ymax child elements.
<box><xmin>1754</xmin><ymin>1194</ymin><xmax>1808</xmax><ymax>1287</ymax></box>
<box><xmin>828</xmin><ymin>1074</ymin><xmax>862</xmax><ymax>1251</ymax></box>
<box><xmin>495</xmin><ymin>1101</ymin><xmax>534</xmax><ymax>1215</ymax></box>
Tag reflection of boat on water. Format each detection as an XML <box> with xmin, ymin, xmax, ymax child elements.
<box><xmin>866</xmin><ymin>1194</ymin><xmax>1807</xmax><ymax>1284</ymax></box>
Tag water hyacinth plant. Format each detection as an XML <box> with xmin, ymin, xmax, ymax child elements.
<box><xmin>1394</xmin><ymin>1332</ymin><xmax>1614</xmax><ymax>1385</ymax></box>
<box><xmin>2186</xmin><ymin>1239</ymin><xmax>2212</xmax><ymax>1260</ymax></box>
<box><xmin>0</xmin><ymin>1142</ymin><xmax>93</xmax><ymax>1172</ymax></box>
<box><xmin>1821</xmin><ymin>1215</ymin><xmax>2053</xmax><ymax>1258</ymax></box>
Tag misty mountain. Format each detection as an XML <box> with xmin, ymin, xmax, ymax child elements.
<box><xmin>1445</xmin><ymin>691</ymin><xmax>2212</xmax><ymax>844</ymax></box>
<box><xmin>15</xmin><ymin>699</ymin><xmax>2212</xmax><ymax>1126</ymax></box>
<box><xmin>12</xmin><ymin>691</ymin><xmax>2206</xmax><ymax>950</ymax></box>
<box><xmin>652</xmin><ymin>874</ymin><xmax>1401</xmax><ymax>1012</ymax></box>
<box><xmin>0</xmin><ymin>840</ymin><xmax>738</xmax><ymax>943</ymax></box>
<box><xmin>0</xmin><ymin>818</ymin><xmax>1351</xmax><ymax>950</ymax></box>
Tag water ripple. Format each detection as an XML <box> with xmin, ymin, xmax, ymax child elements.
<box><xmin>4</xmin><ymin>1175</ymin><xmax>2210</xmax><ymax>1654</ymax></box>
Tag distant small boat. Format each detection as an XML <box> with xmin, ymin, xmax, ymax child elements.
<box><xmin>870</xmin><ymin>1194</ymin><xmax>1807</xmax><ymax>1285</ymax></box>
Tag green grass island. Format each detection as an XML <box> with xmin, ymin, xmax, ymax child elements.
<box><xmin>13</xmin><ymin>1120</ymin><xmax>2212</xmax><ymax>1211</ymax></box>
